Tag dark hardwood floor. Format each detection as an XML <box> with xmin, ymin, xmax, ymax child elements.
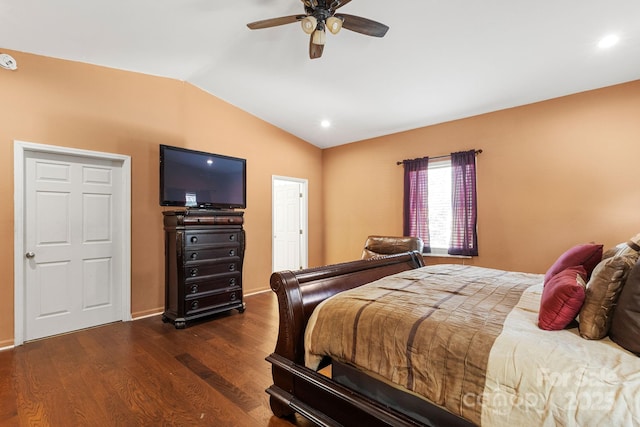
<box><xmin>0</xmin><ymin>292</ymin><xmax>316</xmax><ymax>427</ymax></box>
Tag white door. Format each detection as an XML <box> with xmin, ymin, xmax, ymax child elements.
<box><xmin>272</xmin><ymin>177</ymin><xmax>308</xmax><ymax>272</ymax></box>
<box><xmin>19</xmin><ymin>146</ymin><xmax>129</xmax><ymax>342</ymax></box>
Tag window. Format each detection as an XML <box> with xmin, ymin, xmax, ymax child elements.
<box><xmin>403</xmin><ymin>150</ymin><xmax>478</xmax><ymax>256</ymax></box>
<box><xmin>426</xmin><ymin>159</ymin><xmax>452</xmax><ymax>255</ymax></box>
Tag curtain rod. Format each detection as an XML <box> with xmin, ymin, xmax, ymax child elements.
<box><xmin>396</xmin><ymin>149</ymin><xmax>483</xmax><ymax>165</ymax></box>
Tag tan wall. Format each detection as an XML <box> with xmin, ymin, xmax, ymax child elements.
<box><xmin>0</xmin><ymin>49</ymin><xmax>323</xmax><ymax>346</ymax></box>
<box><xmin>323</xmin><ymin>80</ymin><xmax>640</xmax><ymax>273</ymax></box>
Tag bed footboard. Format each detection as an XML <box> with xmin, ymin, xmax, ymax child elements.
<box><xmin>267</xmin><ymin>252</ymin><xmax>425</xmax><ymax>426</ymax></box>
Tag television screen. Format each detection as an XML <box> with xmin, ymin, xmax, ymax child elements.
<box><xmin>160</xmin><ymin>144</ymin><xmax>246</xmax><ymax>209</ymax></box>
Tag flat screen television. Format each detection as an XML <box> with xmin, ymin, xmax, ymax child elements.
<box><xmin>159</xmin><ymin>144</ymin><xmax>246</xmax><ymax>209</ymax></box>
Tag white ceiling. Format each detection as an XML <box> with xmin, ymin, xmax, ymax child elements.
<box><xmin>2</xmin><ymin>0</ymin><xmax>640</xmax><ymax>148</ymax></box>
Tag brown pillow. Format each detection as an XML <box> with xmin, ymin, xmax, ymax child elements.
<box><xmin>602</xmin><ymin>244</ymin><xmax>624</xmax><ymax>260</ymax></box>
<box><xmin>609</xmin><ymin>259</ymin><xmax>640</xmax><ymax>355</ymax></box>
<box><xmin>602</xmin><ymin>233</ymin><xmax>640</xmax><ymax>259</ymax></box>
<box><xmin>579</xmin><ymin>242</ymin><xmax>640</xmax><ymax>340</ymax></box>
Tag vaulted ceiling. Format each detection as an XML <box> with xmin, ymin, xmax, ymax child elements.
<box><xmin>2</xmin><ymin>0</ymin><xmax>639</xmax><ymax>148</ymax></box>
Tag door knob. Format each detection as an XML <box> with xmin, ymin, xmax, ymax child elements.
<box><xmin>25</xmin><ymin>252</ymin><xmax>35</xmax><ymax>258</ymax></box>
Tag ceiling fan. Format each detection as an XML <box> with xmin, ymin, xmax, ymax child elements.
<box><xmin>247</xmin><ymin>0</ymin><xmax>389</xmax><ymax>59</ymax></box>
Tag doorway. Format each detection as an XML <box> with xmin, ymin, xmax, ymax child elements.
<box><xmin>14</xmin><ymin>141</ymin><xmax>131</xmax><ymax>345</ymax></box>
<box><xmin>272</xmin><ymin>176</ymin><xmax>308</xmax><ymax>272</ymax></box>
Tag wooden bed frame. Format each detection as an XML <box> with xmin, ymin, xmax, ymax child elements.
<box><xmin>266</xmin><ymin>252</ymin><xmax>474</xmax><ymax>427</ymax></box>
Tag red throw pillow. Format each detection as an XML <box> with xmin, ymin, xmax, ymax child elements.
<box><xmin>544</xmin><ymin>244</ymin><xmax>603</xmax><ymax>285</ymax></box>
<box><xmin>539</xmin><ymin>266</ymin><xmax>587</xmax><ymax>330</ymax></box>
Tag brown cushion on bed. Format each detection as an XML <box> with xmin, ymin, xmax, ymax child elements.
<box><xmin>609</xmin><ymin>259</ymin><xmax>640</xmax><ymax>355</ymax></box>
<box><xmin>602</xmin><ymin>244</ymin><xmax>624</xmax><ymax>260</ymax></box>
<box><xmin>578</xmin><ymin>240</ymin><xmax>640</xmax><ymax>340</ymax></box>
<box><xmin>544</xmin><ymin>243</ymin><xmax>603</xmax><ymax>285</ymax></box>
<box><xmin>601</xmin><ymin>233</ymin><xmax>640</xmax><ymax>260</ymax></box>
<box><xmin>538</xmin><ymin>266</ymin><xmax>587</xmax><ymax>331</ymax></box>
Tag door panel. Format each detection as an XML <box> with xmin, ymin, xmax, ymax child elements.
<box><xmin>36</xmin><ymin>261</ymin><xmax>71</xmax><ymax>317</ymax></box>
<box><xmin>83</xmin><ymin>258</ymin><xmax>112</xmax><ymax>309</ymax></box>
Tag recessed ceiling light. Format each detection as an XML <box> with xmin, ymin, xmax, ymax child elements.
<box><xmin>320</xmin><ymin>119</ymin><xmax>331</xmax><ymax>128</ymax></box>
<box><xmin>598</xmin><ymin>34</ymin><xmax>619</xmax><ymax>49</ymax></box>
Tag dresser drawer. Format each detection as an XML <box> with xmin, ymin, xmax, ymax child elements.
<box><xmin>184</xmin><ymin>261</ymin><xmax>240</xmax><ymax>279</ymax></box>
<box><xmin>185</xmin><ymin>246</ymin><xmax>239</xmax><ymax>262</ymax></box>
<box><xmin>185</xmin><ymin>275</ymin><xmax>240</xmax><ymax>295</ymax></box>
<box><xmin>182</xmin><ymin>215</ymin><xmax>243</xmax><ymax>225</ymax></box>
<box><xmin>185</xmin><ymin>231</ymin><xmax>240</xmax><ymax>246</ymax></box>
<box><xmin>184</xmin><ymin>289</ymin><xmax>242</xmax><ymax>315</ymax></box>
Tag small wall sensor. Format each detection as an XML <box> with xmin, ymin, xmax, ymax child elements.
<box><xmin>0</xmin><ymin>53</ymin><xmax>18</xmax><ymax>70</ymax></box>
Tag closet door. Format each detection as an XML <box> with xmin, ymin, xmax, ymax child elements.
<box><xmin>23</xmin><ymin>150</ymin><xmax>123</xmax><ymax>341</ymax></box>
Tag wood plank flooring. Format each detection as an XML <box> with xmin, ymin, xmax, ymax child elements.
<box><xmin>0</xmin><ymin>291</ymin><xmax>316</xmax><ymax>427</ymax></box>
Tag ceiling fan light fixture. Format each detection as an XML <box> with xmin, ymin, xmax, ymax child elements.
<box><xmin>248</xmin><ymin>1</ymin><xmax>389</xmax><ymax>59</ymax></box>
<box><xmin>326</xmin><ymin>16</ymin><xmax>343</xmax><ymax>34</ymax></box>
<box><xmin>301</xmin><ymin>16</ymin><xmax>318</xmax><ymax>34</ymax></box>
<box><xmin>312</xmin><ymin>29</ymin><xmax>326</xmax><ymax>45</ymax></box>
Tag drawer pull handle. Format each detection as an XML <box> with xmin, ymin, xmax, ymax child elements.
<box><xmin>190</xmin><ymin>252</ymin><xmax>198</xmax><ymax>260</ymax></box>
<box><xmin>228</xmin><ymin>264</ymin><xmax>236</xmax><ymax>272</ymax></box>
<box><xmin>229</xmin><ymin>278</ymin><xmax>236</xmax><ymax>286</ymax></box>
<box><xmin>190</xmin><ymin>268</ymin><xmax>198</xmax><ymax>277</ymax></box>
<box><xmin>190</xmin><ymin>236</ymin><xmax>198</xmax><ymax>244</ymax></box>
<box><xmin>228</xmin><ymin>234</ymin><xmax>235</xmax><ymax>241</ymax></box>
<box><xmin>229</xmin><ymin>249</ymin><xmax>235</xmax><ymax>256</ymax></box>
<box><xmin>230</xmin><ymin>293</ymin><xmax>237</xmax><ymax>301</ymax></box>
<box><xmin>190</xmin><ymin>285</ymin><xmax>199</xmax><ymax>294</ymax></box>
<box><xmin>191</xmin><ymin>300</ymin><xmax>199</xmax><ymax>310</ymax></box>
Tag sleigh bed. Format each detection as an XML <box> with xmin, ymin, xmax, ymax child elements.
<box><xmin>266</xmin><ymin>252</ymin><xmax>640</xmax><ymax>427</ymax></box>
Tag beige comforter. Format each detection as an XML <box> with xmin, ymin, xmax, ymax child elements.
<box><xmin>305</xmin><ymin>264</ymin><xmax>640</xmax><ymax>426</ymax></box>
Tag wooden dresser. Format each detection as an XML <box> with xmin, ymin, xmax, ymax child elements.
<box><xmin>162</xmin><ymin>209</ymin><xmax>245</xmax><ymax>328</ymax></box>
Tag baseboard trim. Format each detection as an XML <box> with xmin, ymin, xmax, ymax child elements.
<box><xmin>0</xmin><ymin>339</ymin><xmax>15</xmax><ymax>352</ymax></box>
<box><xmin>132</xmin><ymin>309</ymin><xmax>163</xmax><ymax>320</ymax></box>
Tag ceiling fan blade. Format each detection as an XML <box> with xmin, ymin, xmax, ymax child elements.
<box><xmin>335</xmin><ymin>13</ymin><xmax>389</xmax><ymax>37</ymax></box>
<box><xmin>247</xmin><ymin>15</ymin><xmax>306</xmax><ymax>30</ymax></box>
<box><xmin>309</xmin><ymin>36</ymin><xmax>324</xmax><ymax>59</ymax></box>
